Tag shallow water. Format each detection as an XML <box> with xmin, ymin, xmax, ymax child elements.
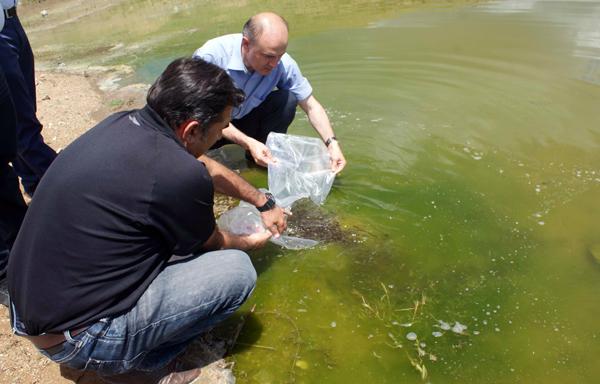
<box><xmin>22</xmin><ymin>0</ymin><xmax>600</xmax><ymax>382</ymax></box>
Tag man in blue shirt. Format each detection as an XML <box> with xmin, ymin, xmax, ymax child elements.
<box><xmin>194</xmin><ymin>12</ymin><xmax>346</xmax><ymax>174</ymax></box>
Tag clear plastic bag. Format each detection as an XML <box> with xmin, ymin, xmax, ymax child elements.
<box><xmin>216</xmin><ymin>201</ymin><xmax>319</xmax><ymax>250</ymax></box>
<box><xmin>267</xmin><ymin>132</ymin><xmax>335</xmax><ymax>207</ymax></box>
<box><xmin>216</xmin><ymin>204</ymin><xmax>264</xmax><ymax>236</ymax></box>
<box><xmin>217</xmin><ymin>133</ymin><xmax>336</xmax><ymax>250</ymax></box>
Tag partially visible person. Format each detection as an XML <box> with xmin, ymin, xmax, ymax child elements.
<box><xmin>8</xmin><ymin>58</ymin><xmax>287</xmax><ymax>384</ymax></box>
<box><xmin>1</xmin><ymin>0</ymin><xmax>57</xmax><ymax>196</ymax></box>
<box><xmin>0</xmin><ymin>8</ymin><xmax>27</xmax><ymax>308</ymax></box>
<box><xmin>194</xmin><ymin>12</ymin><xmax>347</xmax><ymax>173</ymax></box>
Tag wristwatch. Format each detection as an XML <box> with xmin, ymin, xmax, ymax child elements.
<box><xmin>325</xmin><ymin>136</ymin><xmax>337</xmax><ymax>147</ymax></box>
<box><xmin>256</xmin><ymin>192</ymin><xmax>276</xmax><ymax>212</ymax></box>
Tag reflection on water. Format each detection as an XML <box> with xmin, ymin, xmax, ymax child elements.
<box><xmin>21</xmin><ymin>0</ymin><xmax>600</xmax><ymax>383</ymax></box>
<box><xmin>479</xmin><ymin>0</ymin><xmax>539</xmax><ymax>13</ymax></box>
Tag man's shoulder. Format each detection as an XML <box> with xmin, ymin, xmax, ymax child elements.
<box><xmin>195</xmin><ymin>34</ymin><xmax>241</xmax><ymax>59</ymax></box>
<box><xmin>279</xmin><ymin>52</ymin><xmax>302</xmax><ymax>72</ymax></box>
<box><xmin>151</xmin><ymin>153</ymin><xmax>213</xmax><ymax>211</ymax></box>
<box><xmin>208</xmin><ymin>33</ymin><xmax>242</xmax><ymax>45</ymax></box>
<box><xmin>155</xmin><ymin>149</ymin><xmax>210</xmax><ymax>190</ymax></box>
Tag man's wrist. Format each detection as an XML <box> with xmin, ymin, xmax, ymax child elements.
<box><xmin>325</xmin><ymin>136</ymin><xmax>337</xmax><ymax>147</ymax></box>
<box><xmin>256</xmin><ymin>192</ymin><xmax>276</xmax><ymax>212</ymax></box>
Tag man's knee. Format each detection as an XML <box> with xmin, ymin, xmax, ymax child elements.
<box><xmin>272</xmin><ymin>89</ymin><xmax>297</xmax><ymax>116</ymax></box>
<box><xmin>263</xmin><ymin>90</ymin><xmax>297</xmax><ymax>135</ymax></box>
<box><xmin>220</xmin><ymin>250</ymin><xmax>257</xmax><ymax>305</ymax></box>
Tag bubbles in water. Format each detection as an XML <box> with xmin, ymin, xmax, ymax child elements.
<box><xmin>406</xmin><ymin>332</ymin><xmax>418</xmax><ymax>341</ymax></box>
<box><xmin>432</xmin><ymin>331</ymin><xmax>443</xmax><ymax>338</ymax></box>
<box><xmin>438</xmin><ymin>320</ymin><xmax>451</xmax><ymax>330</ymax></box>
<box><xmin>452</xmin><ymin>322</ymin><xmax>468</xmax><ymax>334</ymax></box>
<box><xmin>330</xmin><ymin>321</ymin><xmax>337</xmax><ymax>328</ymax></box>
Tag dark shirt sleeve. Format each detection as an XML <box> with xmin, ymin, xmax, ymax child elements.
<box><xmin>149</xmin><ymin>157</ymin><xmax>216</xmax><ymax>255</ymax></box>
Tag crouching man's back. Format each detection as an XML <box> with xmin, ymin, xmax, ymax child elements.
<box><xmin>8</xmin><ymin>58</ymin><xmax>282</xmax><ymax>384</ymax></box>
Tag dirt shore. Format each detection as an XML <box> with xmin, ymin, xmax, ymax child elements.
<box><xmin>0</xmin><ymin>71</ymin><xmax>236</xmax><ymax>384</ymax></box>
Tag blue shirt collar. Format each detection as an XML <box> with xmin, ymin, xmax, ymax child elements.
<box><xmin>226</xmin><ymin>35</ymin><xmax>250</xmax><ymax>73</ymax></box>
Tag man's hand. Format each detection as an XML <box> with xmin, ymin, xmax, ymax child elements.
<box><xmin>203</xmin><ymin>228</ymin><xmax>272</xmax><ymax>251</ymax></box>
<box><xmin>328</xmin><ymin>141</ymin><xmax>346</xmax><ymax>174</ymax></box>
<box><xmin>247</xmin><ymin>138</ymin><xmax>276</xmax><ymax>167</ymax></box>
<box><xmin>241</xmin><ymin>230</ymin><xmax>273</xmax><ymax>250</ymax></box>
<box><xmin>260</xmin><ymin>205</ymin><xmax>288</xmax><ymax>237</ymax></box>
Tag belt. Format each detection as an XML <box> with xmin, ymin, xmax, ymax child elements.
<box><xmin>24</xmin><ymin>326</ymin><xmax>89</xmax><ymax>354</ymax></box>
<box><xmin>3</xmin><ymin>6</ymin><xmax>17</xmax><ymax>19</ymax></box>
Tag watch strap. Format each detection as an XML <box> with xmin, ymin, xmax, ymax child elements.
<box><xmin>256</xmin><ymin>192</ymin><xmax>276</xmax><ymax>212</ymax></box>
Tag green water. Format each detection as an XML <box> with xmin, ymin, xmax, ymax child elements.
<box><xmin>22</xmin><ymin>0</ymin><xmax>600</xmax><ymax>382</ymax></box>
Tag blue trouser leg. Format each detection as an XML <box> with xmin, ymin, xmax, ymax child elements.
<box><xmin>212</xmin><ymin>89</ymin><xmax>298</xmax><ymax>149</ymax></box>
<box><xmin>20</xmin><ymin>249</ymin><xmax>257</xmax><ymax>376</ymax></box>
<box><xmin>0</xmin><ymin>68</ymin><xmax>27</xmax><ymax>265</ymax></box>
<box><xmin>0</xmin><ymin>17</ymin><xmax>57</xmax><ymax>195</ymax></box>
<box><xmin>0</xmin><ymin>162</ymin><xmax>27</xmax><ymax>253</ymax></box>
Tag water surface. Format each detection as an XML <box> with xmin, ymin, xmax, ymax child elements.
<box><xmin>22</xmin><ymin>0</ymin><xmax>600</xmax><ymax>382</ymax></box>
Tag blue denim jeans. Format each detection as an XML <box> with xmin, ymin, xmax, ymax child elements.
<box><xmin>12</xmin><ymin>249</ymin><xmax>256</xmax><ymax>376</ymax></box>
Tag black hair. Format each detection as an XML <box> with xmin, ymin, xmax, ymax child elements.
<box><xmin>147</xmin><ymin>57</ymin><xmax>244</xmax><ymax>133</ymax></box>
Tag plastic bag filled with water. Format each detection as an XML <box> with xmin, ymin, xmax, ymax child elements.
<box><xmin>266</xmin><ymin>132</ymin><xmax>335</xmax><ymax>208</ymax></box>
<box><xmin>216</xmin><ymin>201</ymin><xmax>319</xmax><ymax>250</ymax></box>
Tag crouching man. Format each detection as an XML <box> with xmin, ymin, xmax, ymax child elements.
<box><xmin>7</xmin><ymin>58</ymin><xmax>287</xmax><ymax>384</ymax></box>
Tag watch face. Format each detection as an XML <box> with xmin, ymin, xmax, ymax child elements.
<box><xmin>258</xmin><ymin>193</ymin><xmax>276</xmax><ymax>212</ymax></box>
<box><xmin>266</xmin><ymin>194</ymin><xmax>275</xmax><ymax>209</ymax></box>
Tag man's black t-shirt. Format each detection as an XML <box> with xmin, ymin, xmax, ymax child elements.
<box><xmin>8</xmin><ymin>106</ymin><xmax>216</xmax><ymax>335</ymax></box>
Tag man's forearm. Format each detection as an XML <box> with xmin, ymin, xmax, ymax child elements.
<box><xmin>299</xmin><ymin>95</ymin><xmax>336</xmax><ymax>142</ymax></box>
<box><xmin>203</xmin><ymin>228</ymin><xmax>246</xmax><ymax>251</ymax></box>
<box><xmin>199</xmin><ymin>155</ymin><xmax>268</xmax><ymax>207</ymax></box>
<box><xmin>222</xmin><ymin>124</ymin><xmax>252</xmax><ymax>150</ymax></box>
<box><xmin>299</xmin><ymin>95</ymin><xmax>347</xmax><ymax>173</ymax></box>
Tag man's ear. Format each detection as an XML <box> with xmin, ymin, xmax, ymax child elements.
<box><xmin>241</xmin><ymin>35</ymin><xmax>250</xmax><ymax>50</ymax></box>
<box><xmin>176</xmin><ymin>120</ymin><xmax>200</xmax><ymax>142</ymax></box>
